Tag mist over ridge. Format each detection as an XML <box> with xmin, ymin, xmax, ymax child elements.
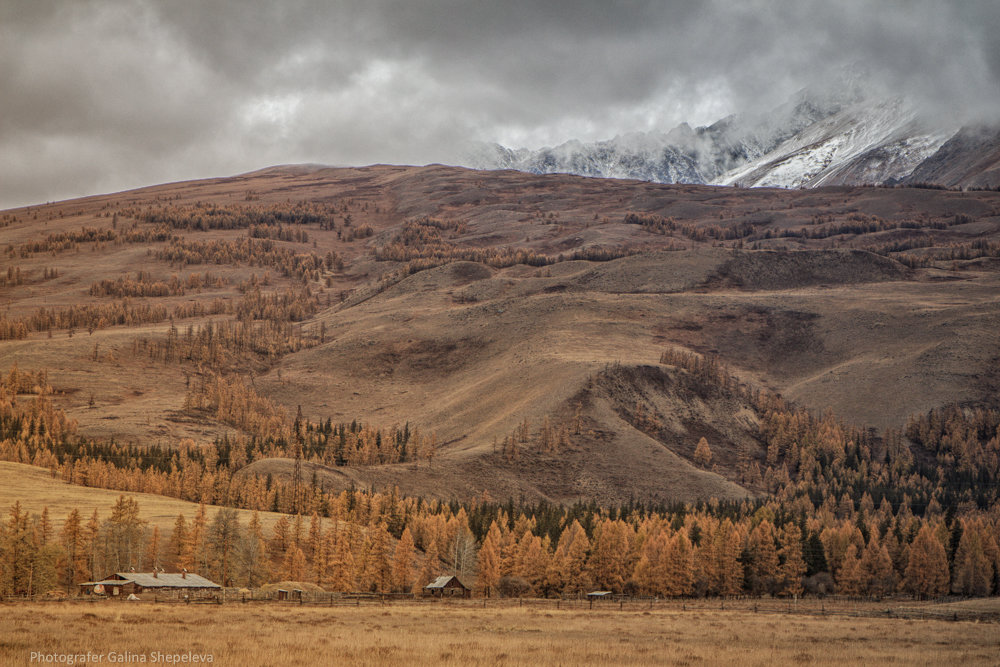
<box><xmin>463</xmin><ymin>82</ymin><xmax>1000</xmax><ymax>190</ymax></box>
<box><xmin>3</xmin><ymin>1</ymin><xmax>1000</xmax><ymax>208</ymax></box>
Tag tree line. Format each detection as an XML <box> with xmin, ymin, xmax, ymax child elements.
<box><xmin>128</xmin><ymin>201</ymin><xmax>343</xmax><ymax>233</ymax></box>
<box><xmin>1</xmin><ymin>491</ymin><xmax>995</xmax><ymax>600</ymax></box>
<box><xmin>0</xmin><ymin>279</ymin><xmax>319</xmax><ymax>341</ymax></box>
<box><xmin>373</xmin><ymin>217</ymin><xmax>652</xmax><ymax>270</ymax></box>
<box><xmin>89</xmin><ymin>271</ymin><xmax>228</xmax><ymax>298</ymax></box>
<box><xmin>5</xmin><ymin>224</ymin><xmax>175</xmax><ymax>259</ymax></box>
<box><xmin>153</xmin><ymin>237</ymin><xmax>335</xmax><ymax>283</ymax></box>
<box><xmin>0</xmin><ymin>353</ymin><xmax>998</xmax><ymax>599</ymax></box>
<box><xmin>623</xmin><ymin>211</ymin><xmax>969</xmax><ymax>246</ymax></box>
<box><xmin>130</xmin><ymin>318</ymin><xmax>317</xmax><ymax>373</ymax></box>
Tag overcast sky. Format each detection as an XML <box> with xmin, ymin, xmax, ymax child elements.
<box><xmin>2</xmin><ymin>0</ymin><xmax>999</xmax><ymax>209</ymax></box>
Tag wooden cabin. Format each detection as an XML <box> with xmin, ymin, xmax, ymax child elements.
<box><xmin>423</xmin><ymin>575</ymin><xmax>471</xmax><ymax>598</ymax></box>
<box><xmin>79</xmin><ymin>570</ymin><xmax>221</xmax><ymax>599</ymax></box>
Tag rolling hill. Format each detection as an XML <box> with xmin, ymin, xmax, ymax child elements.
<box><xmin>2</xmin><ymin>164</ymin><xmax>1000</xmax><ymax>503</ymax></box>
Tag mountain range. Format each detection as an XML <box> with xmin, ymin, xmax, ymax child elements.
<box><xmin>466</xmin><ymin>88</ymin><xmax>1000</xmax><ymax>190</ymax></box>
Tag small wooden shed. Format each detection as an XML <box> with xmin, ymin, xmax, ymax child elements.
<box><xmin>423</xmin><ymin>575</ymin><xmax>471</xmax><ymax>598</ymax></box>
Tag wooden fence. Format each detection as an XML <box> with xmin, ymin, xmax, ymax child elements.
<box><xmin>3</xmin><ymin>593</ymin><xmax>996</xmax><ymax>623</ymax></box>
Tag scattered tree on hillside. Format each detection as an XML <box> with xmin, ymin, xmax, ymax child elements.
<box><xmin>694</xmin><ymin>437</ymin><xmax>713</xmax><ymax>468</ymax></box>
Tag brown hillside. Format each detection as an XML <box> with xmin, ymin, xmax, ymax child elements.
<box><xmin>241</xmin><ymin>362</ymin><xmax>755</xmax><ymax>505</ymax></box>
<box><xmin>2</xmin><ymin>164</ymin><xmax>1000</xmax><ymax>502</ymax></box>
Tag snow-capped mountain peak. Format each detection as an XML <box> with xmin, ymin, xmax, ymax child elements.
<box><xmin>462</xmin><ymin>86</ymin><xmax>992</xmax><ymax>189</ymax></box>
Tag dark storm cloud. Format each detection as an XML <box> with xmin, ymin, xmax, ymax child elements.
<box><xmin>1</xmin><ymin>0</ymin><xmax>998</xmax><ymax>208</ymax></box>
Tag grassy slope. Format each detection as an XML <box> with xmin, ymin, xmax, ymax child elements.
<box><xmin>0</xmin><ymin>461</ymin><xmax>289</xmax><ymax>531</ymax></box>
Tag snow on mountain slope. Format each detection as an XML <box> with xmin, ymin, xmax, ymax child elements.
<box><xmin>464</xmin><ymin>88</ymin><xmax>854</xmax><ymax>185</ymax></box>
<box><xmin>466</xmin><ymin>131</ymin><xmax>707</xmax><ymax>184</ymax></box>
<box><xmin>463</xmin><ymin>87</ymin><xmax>984</xmax><ymax>189</ymax></box>
<box><xmin>716</xmin><ymin>98</ymin><xmax>954</xmax><ymax>188</ymax></box>
<box><xmin>810</xmin><ymin>130</ymin><xmax>953</xmax><ymax>187</ymax></box>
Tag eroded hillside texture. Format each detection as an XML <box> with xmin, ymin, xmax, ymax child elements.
<box><xmin>2</xmin><ymin>165</ymin><xmax>999</xmax><ymax>503</ymax></box>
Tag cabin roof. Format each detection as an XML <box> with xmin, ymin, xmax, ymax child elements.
<box><xmin>81</xmin><ymin>572</ymin><xmax>221</xmax><ymax>588</ymax></box>
<box><xmin>122</xmin><ymin>572</ymin><xmax>220</xmax><ymax>588</ymax></box>
<box><xmin>424</xmin><ymin>575</ymin><xmax>467</xmax><ymax>589</ymax></box>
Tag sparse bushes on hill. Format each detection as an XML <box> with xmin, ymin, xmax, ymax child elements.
<box><xmin>131</xmin><ymin>201</ymin><xmax>341</xmax><ymax>233</ymax></box>
<box><xmin>625</xmin><ymin>212</ymin><xmax>756</xmax><ymax>242</ymax></box>
<box><xmin>88</xmin><ymin>271</ymin><xmax>228</xmax><ymax>298</ymax></box>
<box><xmin>131</xmin><ymin>319</ymin><xmax>316</xmax><ymax>371</ymax></box>
<box><xmin>374</xmin><ymin>216</ymin><xmax>648</xmax><ymax>271</ymax></box>
<box><xmin>153</xmin><ymin>236</ymin><xmax>334</xmax><ymax>282</ymax></box>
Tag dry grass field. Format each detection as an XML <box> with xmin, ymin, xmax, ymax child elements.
<box><xmin>1</xmin><ymin>600</ymin><xmax>997</xmax><ymax>666</ymax></box>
